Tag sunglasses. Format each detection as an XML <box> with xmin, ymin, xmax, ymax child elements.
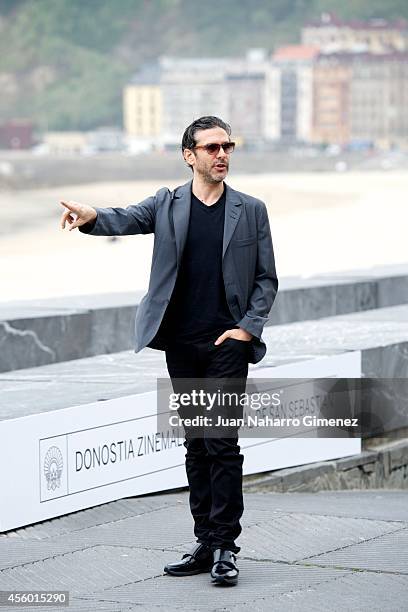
<box><xmin>193</xmin><ymin>141</ymin><xmax>235</xmax><ymax>155</ymax></box>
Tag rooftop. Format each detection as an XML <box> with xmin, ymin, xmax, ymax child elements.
<box><xmin>273</xmin><ymin>45</ymin><xmax>320</xmax><ymax>61</ymax></box>
<box><xmin>305</xmin><ymin>12</ymin><xmax>408</xmax><ymax>31</ymax></box>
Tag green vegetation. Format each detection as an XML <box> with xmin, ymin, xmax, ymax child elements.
<box><xmin>1</xmin><ymin>0</ymin><xmax>407</xmax><ymax>130</ymax></box>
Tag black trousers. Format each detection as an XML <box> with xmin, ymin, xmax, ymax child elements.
<box><xmin>165</xmin><ymin>334</ymin><xmax>249</xmax><ymax>554</ymax></box>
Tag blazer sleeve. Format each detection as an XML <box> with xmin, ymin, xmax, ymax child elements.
<box><xmin>237</xmin><ymin>201</ymin><xmax>279</xmax><ymax>339</ymax></box>
<box><xmin>78</xmin><ymin>192</ymin><xmax>160</xmax><ymax>236</ymax></box>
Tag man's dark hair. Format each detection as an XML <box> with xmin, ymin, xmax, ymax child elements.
<box><xmin>181</xmin><ymin>116</ymin><xmax>231</xmax><ymax>170</ymax></box>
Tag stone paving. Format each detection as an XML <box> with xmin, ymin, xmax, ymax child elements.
<box><xmin>0</xmin><ymin>489</ymin><xmax>407</xmax><ymax>611</ymax></box>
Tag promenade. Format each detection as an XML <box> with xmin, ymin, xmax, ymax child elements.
<box><xmin>0</xmin><ymin>488</ymin><xmax>407</xmax><ymax>611</ymax></box>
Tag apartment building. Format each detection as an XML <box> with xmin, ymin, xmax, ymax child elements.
<box><xmin>350</xmin><ymin>52</ymin><xmax>408</xmax><ymax>148</ymax></box>
<box><xmin>266</xmin><ymin>45</ymin><xmax>318</xmax><ymax>144</ymax></box>
<box><xmin>312</xmin><ymin>51</ymin><xmax>408</xmax><ymax>148</ymax></box>
<box><xmin>123</xmin><ymin>64</ymin><xmax>163</xmax><ymax>139</ymax></box>
<box><xmin>312</xmin><ymin>53</ymin><xmax>352</xmax><ymax>145</ymax></box>
<box><xmin>302</xmin><ymin>12</ymin><xmax>408</xmax><ymax>54</ymax></box>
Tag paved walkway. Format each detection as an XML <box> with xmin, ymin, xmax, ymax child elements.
<box><xmin>0</xmin><ymin>488</ymin><xmax>407</xmax><ymax>611</ymax></box>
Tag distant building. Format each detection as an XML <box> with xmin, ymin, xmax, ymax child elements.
<box><xmin>123</xmin><ymin>64</ymin><xmax>163</xmax><ymax>139</ymax></box>
<box><xmin>42</xmin><ymin>132</ymin><xmax>88</xmax><ymax>154</ymax></box>
<box><xmin>39</xmin><ymin>129</ymin><xmax>125</xmax><ymax>154</ymax></box>
<box><xmin>0</xmin><ymin>120</ymin><xmax>34</xmax><ymax>149</ymax></box>
<box><xmin>302</xmin><ymin>12</ymin><xmax>408</xmax><ymax>54</ymax></box>
<box><xmin>268</xmin><ymin>46</ymin><xmax>319</xmax><ymax>144</ymax></box>
<box><xmin>225</xmin><ymin>49</ymin><xmax>271</xmax><ymax>145</ymax></box>
<box><xmin>160</xmin><ymin>57</ymin><xmax>229</xmax><ymax>145</ymax></box>
<box><xmin>312</xmin><ymin>53</ymin><xmax>352</xmax><ymax>146</ymax></box>
<box><xmin>349</xmin><ymin>52</ymin><xmax>408</xmax><ymax>149</ymax></box>
<box><xmin>87</xmin><ymin>127</ymin><xmax>124</xmax><ymax>152</ymax></box>
<box><xmin>226</xmin><ymin>72</ymin><xmax>265</xmax><ymax>145</ymax></box>
<box><xmin>312</xmin><ymin>51</ymin><xmax>408</xmax><ymax>148</ymax></box>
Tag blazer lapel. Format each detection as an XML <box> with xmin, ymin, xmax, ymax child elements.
<box><xmin>171</xmin><ymin>180</ymin><xmax>242</xmax><ymax>265</ymax></box>
<box><xmin>223</xmin><ymin>183</ymin><xmax>242</xmax><ymax>258</ymax></box>
<box><xmin>172</xmin><ymin>179</ymin><xmax>192</xmax><ymax>268</ymax></box>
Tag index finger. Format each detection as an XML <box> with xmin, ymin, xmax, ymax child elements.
<box><xmin>60</xmin><ymin>200</ymin><xmax>81</xmax><ymax>214</ymax></box>
<box><xmin>60</xmin><ymin>200</ymin><xmax>72</xmax><ymax>210</ymax></box>
<box><xmin>214</xmin><ymin>331</ymin><xmax>229</xmax><ymax>345</ymax></box>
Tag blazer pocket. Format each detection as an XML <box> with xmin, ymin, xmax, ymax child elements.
<box><xmin>232</xmin><ymin>235</ymin><xmax>257</xmax><ymax>247</ymax></box>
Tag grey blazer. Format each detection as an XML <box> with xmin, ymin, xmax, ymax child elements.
<box><xmin>80</xmin><ymin>179</ymin><xmax>278</xmax><ymax>364</ymax></box>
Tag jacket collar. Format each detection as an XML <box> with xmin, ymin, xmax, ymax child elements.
<box><xmin>172</xmin><ymin>179</ymin><xmax>242</xmax><ymax>266</ymax></box>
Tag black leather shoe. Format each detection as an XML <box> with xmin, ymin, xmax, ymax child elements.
<box><xmin>164</xmin><ymin>543</ymin><xmax>213</xmax><ymax>576</ymax></box>
<box><xmin>211</xmin><ymin>549</ymin><xmax>239</xmax><ymax>586</ymax></box>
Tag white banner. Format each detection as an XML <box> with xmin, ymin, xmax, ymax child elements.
<box><xmin>0</xmin><ymin>352</ymin><xmax>361</xmax><ymax>531</ymax></box>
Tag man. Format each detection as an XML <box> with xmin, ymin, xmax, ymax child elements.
<box><xmin>60</xmin><ymin>116</ymin><xmax>278</xmax><ymax>587</ymax></box>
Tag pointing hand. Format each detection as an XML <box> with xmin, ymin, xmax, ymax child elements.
<box><xmin>60</xmin><ymin>200</ymin><xmax>97</xmax><ymax>231</ymax></box>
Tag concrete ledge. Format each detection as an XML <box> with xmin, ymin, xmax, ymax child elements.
<box><xmin>243</xmin><ymin>438</ymin><xmax>408</xmax><ymax>493</ymax></box>
<box><xmin>0</xmin><ymin>292</ymin><xmax>143</xmax><ymax>373</ymax></box>
<box><xmin>2</xmin><ymin>263</ymin><xmax>408</xmax><ymax>372</ymax></box>
<box><xmin>258</xmin><ymin>304</ymin><xmax>408</xmax><ymax>436</ymax></box>
<box><xmin>268</xmin><ymin>265</ymin><xmax>408</xmax><ymax>326</ymax></box>
<box><xmin>2</xmin><ymin>303</ymin><xmax>408</xmax><ymax>431</ymax></box>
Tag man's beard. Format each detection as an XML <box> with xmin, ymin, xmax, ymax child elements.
<box><xmin>198</xmin><ymin>163</ymin><xmax>228</xmax><ymax>184</ymax></box>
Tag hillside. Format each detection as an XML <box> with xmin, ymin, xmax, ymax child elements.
<box><xmin>1</xmin><ymin>0</ymin><xmax>408</xmax><ymax>130</ymax></box>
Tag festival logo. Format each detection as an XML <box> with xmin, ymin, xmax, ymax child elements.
<box><xmin>43</xmin><ymin>445</ymin><xmax>64</xmax><ymax>491</ymax></box>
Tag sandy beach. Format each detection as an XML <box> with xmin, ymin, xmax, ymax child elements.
<box><xmin>0</xmin><ymin>171</ymin><xmax>407</xmax><ymax>302</ymax></box>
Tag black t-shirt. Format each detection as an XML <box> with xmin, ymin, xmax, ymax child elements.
<box><xmin>159</xmin><ymin>186</ymin><xmax>237</xmax><ymax>344</ymax></box>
